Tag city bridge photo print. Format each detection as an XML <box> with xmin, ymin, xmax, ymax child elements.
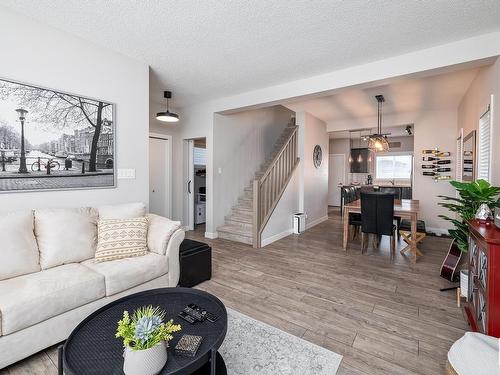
<box><xmin>0</xmin><ymin>78</ymin><xmax>115</xmax><ymax>192</ymax></box>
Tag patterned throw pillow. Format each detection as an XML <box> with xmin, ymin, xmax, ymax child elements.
<box><xmin>95</xmin><ymin>217</ymin><xmax>148</xmax><ymax>263</ymax></box>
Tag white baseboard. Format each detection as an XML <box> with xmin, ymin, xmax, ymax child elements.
<box><xmin>427</xmin><ymin>227</ymin><xmax>449</xmax><ymax>236</ymax></box>
<box><xmin>261</xmin><ymin>228</ymin><xmax>294</xmax><ymax>247</ymax></box>
<box><xmin>306</xmin><ymin>215</ymin><xmax>329</xmax><ymax>230</ymax></box>
<box><xmin>205</xmin><ymin>231</ymin><xmax>218</xmax><ymax>239</ymax></box>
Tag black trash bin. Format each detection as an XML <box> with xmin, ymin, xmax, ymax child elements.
<box><xmin>65</xmin><ymin>158</ymin><xmax>73</xmax><ymax>170</ymax></box>
<box><xmin>178</xmin><ymin>239</ymin><xmax>212</xmax><ymax>287</ymax></box>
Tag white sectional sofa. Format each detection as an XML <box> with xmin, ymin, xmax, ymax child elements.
<box><xmin>0</xmin><ymin>203</ymin><xmax>184</xmax><ymax>369</ymax></box>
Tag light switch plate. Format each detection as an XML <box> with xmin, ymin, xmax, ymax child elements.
<box><xmin>117</xmin><ymin>168</ymin><xmax>136</xmax><ymax>179</ymax></box>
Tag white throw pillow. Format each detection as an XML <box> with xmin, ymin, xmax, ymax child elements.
<box><xmin>35</xmin><ymin>207</ymin><xmax>98</xmax><ymax>269</ymax></box>
<box><xmin>98</xmin><ymin>202</ymin><xmax>146</xmax><ymax>219</ymax></box>
<box><xmin>95</xmin><ymin>217</ymin><xmax>148</xmax><ymax>262</ymax></box>
<box><xmin>146</xmin><ymin>213</ymin><xmax>182</xmax><ymax>255</ymax></box>
<box><xmin>0</xmin><ymin>210</ymin><xmax>40</xmax><ymax>280</ymax></box>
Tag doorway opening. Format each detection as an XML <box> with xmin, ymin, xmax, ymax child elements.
<box><xmin>184</xmin><ymin>137</ymin><xmax>207</xmax><ymax>232</ymax></box>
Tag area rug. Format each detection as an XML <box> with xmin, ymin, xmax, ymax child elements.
<box><xmin>219</xmin><ymin>308</ymin><xmax>343</xmax><ymax>374</ymax></box>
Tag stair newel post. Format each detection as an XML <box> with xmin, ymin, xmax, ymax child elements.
<box><xmin>253</xmin><ymin>179</ymin><xmax>261</xmax><ymax>248</ymax></box>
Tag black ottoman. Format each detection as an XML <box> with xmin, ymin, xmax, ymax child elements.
<box><xmin>179</xmin><ymin>239</ymin><xmax>212</xmax><ymax>287</ymax></box>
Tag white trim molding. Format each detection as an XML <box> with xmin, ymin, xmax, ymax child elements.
<box><xmin>427</xmin><ymin>227</ymin><xmax>449</xmax><ymax>236</ymax></box>
<box><xmin>205</xmin><ymin>231</ymin><xmax>218</xmax><ymax>239</ymax></box>
<box><xmin>306</xmin><ymin>215</ymin><xmax>329</xmax><ymax>230</ymax></box>
<box><xmin>261</xmin><ymin>228</ymin><xmax>294</xmax><ymax>247</ymax></box>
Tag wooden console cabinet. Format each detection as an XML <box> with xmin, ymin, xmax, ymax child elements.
<box><xmin>464</xmin><ymin>220</ymin><xmax>500</xmax><ymax>337</ymax></box>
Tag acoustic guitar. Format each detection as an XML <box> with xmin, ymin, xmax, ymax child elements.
<box><xmin>440</xmin><ymin>239</ymin><xmax>463</xmax><ymax>282</ymax></box>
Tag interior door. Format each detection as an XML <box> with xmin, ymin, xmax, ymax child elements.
<box><xmin>328</xmin><ymin>154</ymin><xmax>345</xmax><ymax>206</ymax></box>
<box><xmin>149</xmin><ymin>137</ymin><xmax>170</xmax><ymax>216</ymax></box>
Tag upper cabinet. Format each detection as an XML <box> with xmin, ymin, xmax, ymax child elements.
<box><xmin>350</xmin><ymin>148</ymin><xmax>369</xmax><ymax>173</ymax></box>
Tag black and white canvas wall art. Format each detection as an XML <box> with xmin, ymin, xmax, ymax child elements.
<box><xmin>0</xmin><ymin>78</ymin><xmax>115</xmax><ymax>192</ymax></box>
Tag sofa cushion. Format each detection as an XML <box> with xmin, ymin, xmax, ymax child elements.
<box><xmin>146</xmin><ymin>213</ymin><xmax>181</xmax><ymax>255</ymax></box>
<box><xmin>35</xmin><ymin>207</ymin><xmax>98</xmax><ymax>269</ymax></box>
<box><xmin>98</xmin><ymin>202</ymin><xmax>146</xmax><ymax>219</ymax></box>
<box><xmin>0</xmin><ymin>210</ymin><xmax>40</xmax><ymax>281</ymax></box>
<box><xmin>95</xmin><ymin>218</ymin><xmax>148</xmax><ymax>262</ymax></box>
<box><xmin>82</xmin><ymin>253</ymin><xmax>168</xmax><ymax>296</ymax></box>
<box><xmin>0</xmin><ymin>263</ymin><xmax>105</xmax><ymax>335</ymax></box>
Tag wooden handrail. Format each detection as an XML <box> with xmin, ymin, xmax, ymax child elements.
<box><xmin>253</xmin><ymin>126</ymin><xmax>299</xmax><ymax>248</ymax></box>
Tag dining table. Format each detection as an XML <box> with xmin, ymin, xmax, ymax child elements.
<box><xmin>342</xmin><ymin>198</ymin><xmax>421</xmax><ymax>263</ymax></box>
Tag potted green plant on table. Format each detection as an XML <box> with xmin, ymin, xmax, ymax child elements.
<box><xmin>439</xmin><ymin>179</ymin><xmax>500</xmax><ymax>253</ymax></box>
<box><xmin>116</xmin><ymin>305</ymin><xmax>181</xmax><ymax>375</ymax></box>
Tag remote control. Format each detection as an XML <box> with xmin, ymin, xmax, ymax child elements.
<box><xmin>203</xmin><ymin>311</ymin><xmax>219</xmax><ymax>322</ymax></box>
<box><xmin>184</xmin><ymin>306</ymin><xmax>205</xmax><ymax>322</ymax></box>
<box><xmin>178</xmin><ymin>311</ymin><xmax>196</xmax><ymax>324</ymax></box>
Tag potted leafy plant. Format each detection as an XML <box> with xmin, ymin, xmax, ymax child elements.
<box><xmin>116</xmin><ymin>305</ymin><xmax>181</xmax><ymax>375</ymax></box>
<box><xmin>439</xmin><ymin>179</ymin><xmax>500</xmax><ymax>252</ymax></box>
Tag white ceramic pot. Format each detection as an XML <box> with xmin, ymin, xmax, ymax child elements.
<box><xmin>123</xmin><ymin>341</ymin><xmax>168</xmax><ymax>375</ymax></box>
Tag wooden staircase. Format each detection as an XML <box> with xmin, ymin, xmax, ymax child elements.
<box><xmin>217</xmin><ymin>123</ymin><xmax>299</xmax><ymax>247</ymax></box>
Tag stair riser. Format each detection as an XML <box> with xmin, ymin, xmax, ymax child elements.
<box><xmin>232</xmin><ymin>207</ymin><xmax>253</xmax><ymax>216</ymax></box>
<box><xmin>224</xmin><ymin>219</ymin><xmax>253</xmax><ymax>230</ymax></box>
<box><xmin>225</xmin><ymin>213</ymin><xmax>253</xmax><ymax>224</ymax></box>
<box><xmin>218</xmin><ymin>231</ymin><xmax>253</xmax><ymax>245</ymax></box>
<box><xmin>238</xmin><ymin>198</ymin><xmax>253</xmax><ymax>206</ymax></box>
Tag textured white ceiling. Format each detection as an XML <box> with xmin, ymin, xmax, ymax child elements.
<box><xmin>2</xmin><ymin>1</ymin><xmax>500</xmax><ymax>108</ymax></box>
<box><xmin>285</xmin><ymin>67</ymin><xmax>480</xmax><ymax>123</ymax></box>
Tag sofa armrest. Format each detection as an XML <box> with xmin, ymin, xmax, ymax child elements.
<box><xmin>146</xmin><ymin>213</ymin><xmax>181</xmax><ymax>255</ymax></box>
<box><xmin>146</xmin><ymin>213</ymin><xmax>184</xmax><ymax>286</ymax></box>
<box><xmin>165</xmin><ymin>229</ymin><xmax>184</xmax><ymax>286</ymax></box>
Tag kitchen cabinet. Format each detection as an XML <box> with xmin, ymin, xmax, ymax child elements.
<box><xmin>350</xmin><ymin>148</ymin><xmax>369</xmax><ymax>173</ymax></box>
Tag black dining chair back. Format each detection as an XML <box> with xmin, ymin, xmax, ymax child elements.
<box><xmin>360</xmin><ymin>192</ymin><xmax>378</xmax><ymax>234</ymax></box>
<box><xmin>360</xmin><ymin>192</ymin><xmax>396</xmax><ymax>254</ymax></box>
<box><xmin>376</xmin><ymin>193</ymin><xmax>395</xmax><ymax>236</ymax></box>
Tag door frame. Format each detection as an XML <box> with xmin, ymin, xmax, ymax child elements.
<box><xmin>149</xmin><ymin>132</ymin><xmax>172</xmax><ymax>218</ymax></box>
<box><xmin>183</xmin><ymin>139</ymin><xmax>195</xmax><ymax>231</ymax></box>
<box><xmin>328</xmin><ymin>153</ymin><xmax>345</xmax><ymax>206</ymax></box>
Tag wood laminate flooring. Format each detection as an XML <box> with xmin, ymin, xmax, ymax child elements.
<box><xmin>2</xmin><ymin>208</ymin><xmax>467</xmax><ymax>374</ymax></box>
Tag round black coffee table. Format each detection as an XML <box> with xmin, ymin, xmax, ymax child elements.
<box><xmin>60</xmin><ymin>288</ymin><xmax>227</xmax><ymax>375</ymax></box>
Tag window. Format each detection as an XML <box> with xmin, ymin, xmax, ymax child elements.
<box><xmin>478</xmin><ymin>104</ymin><xmax>491</xmax><ymax>181</ymax></box>
<box><xmin>375</xmin><ymin>154</ymin><xmax>413</xmax><ymax>180</ymax></box>
<box><xmin>193</xmin><ymin>147</ymin><xmax>206</xmax><ymax>165</ymax></box>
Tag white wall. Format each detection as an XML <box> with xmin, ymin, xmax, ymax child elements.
<box><xmin>297</xmin><ymin>112</ymin><xmax>329</xmax><ymax>228</ymax></box>
<box><xmin>458</xmin><ymin>59</ymin><xmax>500</xmax><ymax>186</ymax></box>
<box><xmin>0</xmin><ymin>8</ymin><xmax>149</xmax><ymax>211</ymax></box>
<box><xmin>261</xmin><ymin>167</ymin><xmax>299</xmax><ymax>245</ymax></box>
<box><xmin>212</xmin><ymin>105</ymin><xmax>293</xmax><ymax>231</ymax></box>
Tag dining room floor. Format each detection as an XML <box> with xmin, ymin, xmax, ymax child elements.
<box><xmin>2</xmin><ymin>207</ymin><xmax>468</xmax><ymax>375</ymax></box>
<box><xmin>192</xmin><ymin>206</ymin><xmax>468</xmax><ymax>375</ymax></box>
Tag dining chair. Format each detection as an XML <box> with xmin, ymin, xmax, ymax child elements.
<box><xmin>343</xmin><ymin>187</ymin><xmax>362</xmax><ymax>240</ymax></box>
<box><xmin>379</xmin><ymin>187</ymin><xmax>402</xmax><ymax>236</ymax></box>
<box><xmin>360</xmin><ymin>192</ymin><xmax>396</xmax><ymax>255</ymax></box>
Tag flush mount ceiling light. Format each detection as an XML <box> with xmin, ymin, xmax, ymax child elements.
<box><xmin>156</xmin><ymin>91</ymin><xmax>179</xmax><ymax>123</ymax></box>
<box><xmin>368</xmin><ymin>95</ymin><xmax>390</xmax><ymax>152</ymax></box>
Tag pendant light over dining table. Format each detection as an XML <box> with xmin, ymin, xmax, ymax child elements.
<box><xmin>156</xmin><ymin>91</ymin><xmax>179</xmax><ymax>123</ymax></box>
<box><xmin>368</xmin><ymin>94</ymin><xmax>390</xmax><ymax>152</ymax></box>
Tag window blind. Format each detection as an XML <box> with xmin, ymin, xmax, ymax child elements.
<box><xmin>456</xmin><ymin>135</ymin><xmax>462</xmax><ymax>182</ymax></box>
<box><xmin>478</xmin><ymin>106</ymin><xmax>491</xmax><ymax>181</ymax></box>
<box><xmin>193</xmin><ymin>147</ymin><xmax>207</xmax><ymax>165</ymax></box>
